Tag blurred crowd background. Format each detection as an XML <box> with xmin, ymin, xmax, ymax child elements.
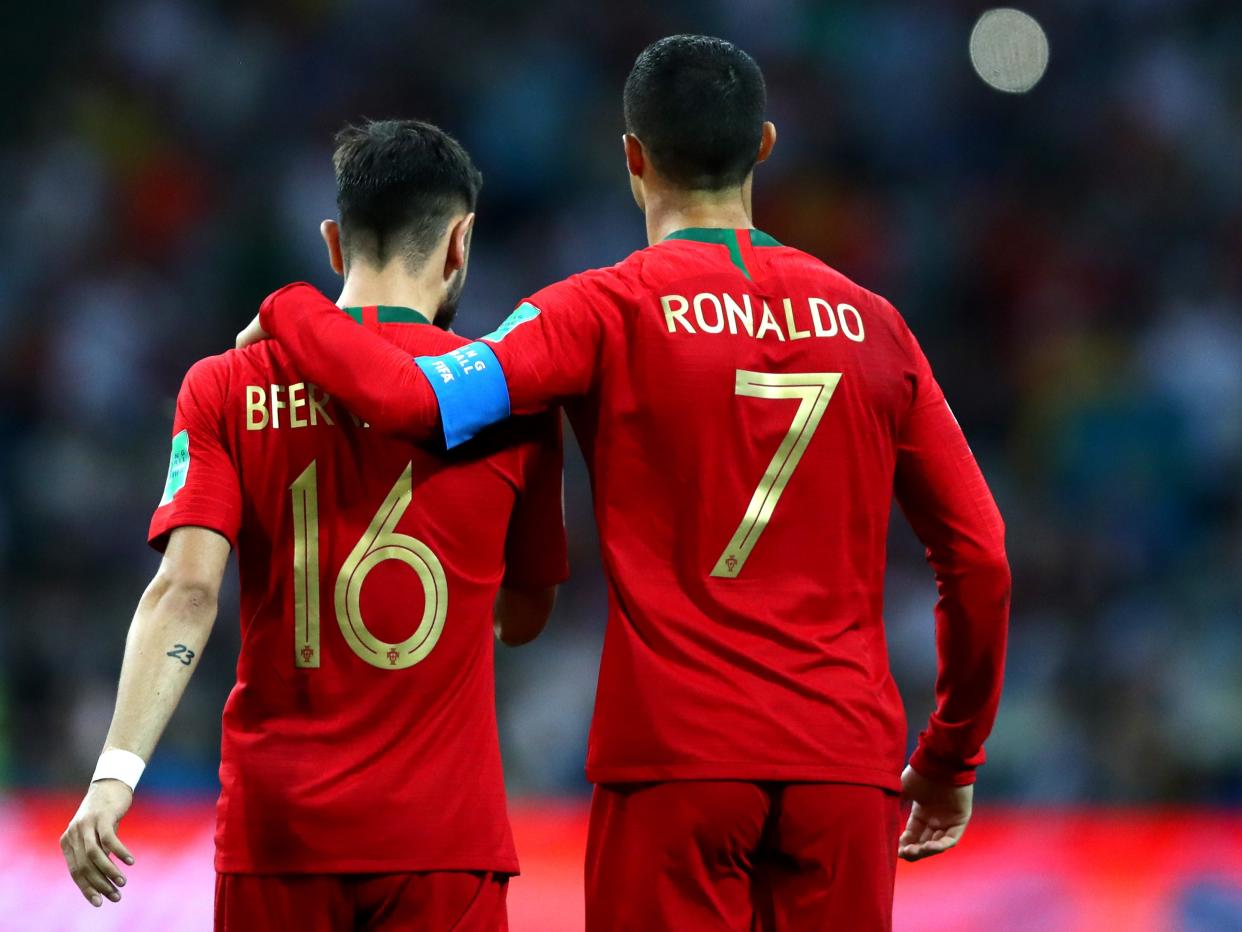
<box><xmin>2</xmin><ymin>0</ymin><xmax>1240</xmax><ymax>806</ymax></box>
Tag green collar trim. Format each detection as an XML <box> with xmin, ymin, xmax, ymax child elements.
<box><xmin>342</xmin><ymin>305</ymin><xmax>432</xmax><ymax>326</ymax></box>
<box><xmin>662</xmin><ymin>228</ymin><xmax>782</xmax><ymax>279</ymax></box>
<box><xmin>664</xmin><ymin>227</ymin><xmax>782</xmax><ymax>247</ymax></box>
<box><xmin>748</xmin><ymin>229</ymin><xmax>782</xmax><ymax>248</ymax></box>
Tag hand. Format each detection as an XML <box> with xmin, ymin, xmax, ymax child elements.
<box><xmin>238</xmin><ymin>282</ymin><xmax>322</xmax><ymax>349</ymax></box>
<box><xmin>898</xmin><ymin>765</ymin><xmax>973</xmax><ymax>862</ymax></box>
<box><xmin>235</xmin><ymin>312</ymin><xmax>269</xmax><ymax>349</ymax></box>
<box><xmin>60</xmin><ymin>779</ymin><xmax>135</xmax><ymax>907</ymax></box>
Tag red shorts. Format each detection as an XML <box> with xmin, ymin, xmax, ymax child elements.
<box><xmin>586</xmin><ymin>781</ymin><xmax>900</xmax><ymax>932</ymax></box>
<box><xmin>214</xmin><ymin>870</ymin><xmax>508</xmax><ymax>932</ymax></box>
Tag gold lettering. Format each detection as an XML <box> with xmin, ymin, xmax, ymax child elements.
<box><xmin>783</xmin><ymin>298</ymin><xmax>811</xmax><ymax>341</ymax></box>
<box><xmin>694</xmin><ymin>293</ymin><xmax>725</xmax><ymax>333</ymax></box>
<box><xmin>292</xmin><ymin>459</ymin><xmax>447</xmax><ymax>671</ymax></box>
<box><xmin>309</xmin><ymin>385</ymin><xmax>334</xmax><ymax>426</ymax></box>
<box><xmin>290</xmin><ymin>461</ymin><xmax>320</xmax><ymax>667</ymax></box>
<box><xmin>246</xmin><ymin>386</ymin><xmax>268</xmax><ymax>431</ymax></box>
<box><xmin>657</xmin><ymin>293</ymin><xmax>860</xmax><ymax>344</ymax></box>
<box><xmin>270</xmin><ymin>384</ymin><xmax>286</xmax><ymax>429</ymax></box>
<box><xmin>756</xmin><ymin>301</ymin><xmax>786</xmax><ymax>341</ymax></box>
<box><xmin>662</xmin><ymin>295</ymin><xmax>694</xmax><ymax>334</ymax></box>
<box><xmin>724</xmin><ymin>294</ymin><xmax>754</xmax><ymax>336</ymax></box>
<box><xmin>246</xmin><ymin>383</ymin><xmax>345</xmax><ymax>431</ymax></box>
<box><xmin>288</xmin><ymin>382</ymin><xmax>308</xmax><ymax>428</ymax></box>
<box><xmin>711</xmin><ymin>371</ymin><xmax>842</xmax><ymax>577</ymax></box>
<box><xmin>838</xmin><ymin>303</ymin><xmax>865</xmax><ymax>342</ymax></box>
<box><xmin>334</xmin><ymin>463</ymin><xmax>448</xmax><ymax>669</ymax></box>
<box><xmin>809</xmin><ymin>298</ymin><xmax>838</xmax><ymax>337</ymax></box>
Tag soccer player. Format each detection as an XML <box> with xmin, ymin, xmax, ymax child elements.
<box><xmin>59</xmin><ymin>119</ymin><xmax>567</xmax><ymax>931</ymax></box>
<box><xmin>240</xmin><ymin>37</ymin><xmax>1011</xmax><ymax>932</ymax></box>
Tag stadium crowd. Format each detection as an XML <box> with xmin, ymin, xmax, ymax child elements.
<box><xmin>2</xmin><ymin>0</ymin><xmax>1240</xmax><ymax>803</ymax></box>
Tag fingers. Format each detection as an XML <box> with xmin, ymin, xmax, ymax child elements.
<box><xmin>61</xmin><ymin>833</ymin><xmax>101</xmax><ymax>907</ymax></box>
<box><xmin>68</xmin><ymin>863</ymin><xmax>106</xmax><ymax>907</ymax></box>
<box><xmin>897</xmin><ymin>805</ymin><xmax>967</xmax><ymax>862</ymax></box>
<box><xmin>235</xmin><ymin>316</ymin><xmax>269</xmax><ymax>348</ymax></box>
<box><xmin>80</xmin><ymin>854</ymin><xmax>122</xmax><ymax>904</ymax></box>
<box><xmin>897</xmin><ymin>835</ymin><xmax>966</xmax><ymax>861</ymax></box>
<box><xmin>898</xmin><ymin>809</ymin><xmax>928</xmax><ymax>847</ymax></box>
<box><xmin>898</xmin><ymin>833</ymin><xmax>958</xmax><ymax>862</ymax></box>
<box><xmin>101</xmin><ymin>827</ymin><xmax>135</xmax><ymax>867</ymax></box>
<box><xmin>61</xmin><ymin>822</ymin><xmax>126</xmax><ymax>907</ymax></box>
<box><xmin>65</xmin><ymin>841</ymin><xmax>120</xmax><ymax>905</ymax></box>
<box><xmin>86</xmin><ymin>828</ymin><xmax>129</xmax><ymax>889</ymax></box>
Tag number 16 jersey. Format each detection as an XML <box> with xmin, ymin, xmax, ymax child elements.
<box><xmin>148</xmin><ymin>306</ymin><xmax>567</xmax><ymax>874</ymax></box>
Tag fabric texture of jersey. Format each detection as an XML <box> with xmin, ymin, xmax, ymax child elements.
<box><xmin>259</xmin><ymin>230</ymin><xmax>1010</xmax><ymax>790</ymax></box>
<box><xmin>149</xmin><ymin>307</ymin><xmax>568</xmax><ymax>874</ymax></box>
<box><xmin>488</xmin><ymin>230</ymin><xmax>1009</xmax><ymax>789</ymax></box>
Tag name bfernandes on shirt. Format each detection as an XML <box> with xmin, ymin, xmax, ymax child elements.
<box><xmin>244</xmin><ymin>381</ymin><xmax>376</xmax><ymax>430</ymax></box>
<box><xmin>661</xmin><ymin>292</ymin><xmax>865</xmax><ymax>343</ymax></box>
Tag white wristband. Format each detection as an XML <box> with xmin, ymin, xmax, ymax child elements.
<box><xmin>91</xmin><ymin>748</ymin><xmax>146</xmax><ymax>793</ymax></box>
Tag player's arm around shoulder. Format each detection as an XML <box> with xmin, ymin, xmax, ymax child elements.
<box><xmin>484</xmin><ymin>261</ymin><xmax>635</xmax><ymax>412</ymax></box>
<box><xmin>60</xmin><ymin>527</ymin><xmax>231</xmax><ymax>907</ymax></box>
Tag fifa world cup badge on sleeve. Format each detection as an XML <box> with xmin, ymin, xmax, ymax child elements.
<box><xmin>159</xmin><ymin>429</ymin><xmax>190</xmax><ymax>505</ymax></box>
<box><xmin>481</xmin><ymin>302</ymin><xmax>541</xmax><ymax>342</ymax></box>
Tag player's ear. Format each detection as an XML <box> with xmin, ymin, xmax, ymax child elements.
<box><xmin>445</xmin><ymin>213</ymin><xmax>474</xmax><ymax>278</ymax></box>
<box><xmin>321</xmin><ymin>220</ymin><xmax>345</xmax><ymax>276</ymax></box>
<box><xmin>623</xmin><ymin>134</ymin><xmax>645</xmax><ymax>178</ymax></box>
<box><xmin>756</xmin><ymin>122</ymin><xmax>777</xmax><ymax>165</ymax></box>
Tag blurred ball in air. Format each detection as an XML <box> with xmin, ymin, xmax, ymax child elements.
<box><xmin>969</xmin><ymin>8</ymin><xmax>1049</xmax><ymax>93</ymax></box>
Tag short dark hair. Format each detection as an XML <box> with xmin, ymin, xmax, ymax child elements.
<box><xmin>623</xmin><ymin>35</ymin><xmax>766</xmax><ymax>190</ymax></box>
<box><xmin>332</xmin><ymin>119</ymin><xmax>482</xmax><ymax>269</ymax></box>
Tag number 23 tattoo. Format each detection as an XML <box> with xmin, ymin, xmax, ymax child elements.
<box><xmin>166</xmin><ymin>643</ymin><xmax>196</xmax><ymax>665</ymax></box>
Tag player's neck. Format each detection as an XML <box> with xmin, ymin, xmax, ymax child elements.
<box><xmin>644</xmin><ymin>186</ymin><xmax>754</xmax><ymax>246</ymax></box>
<box><xmin>335</xmin><ymin>265</ymin><xmax>440</xmax><ymax>322</ymax></box>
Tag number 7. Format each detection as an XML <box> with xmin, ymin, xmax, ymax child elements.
<box><xmin>711</xmin><ymin>371</ymin><xmax>842</xmax><ymax>578</ymax></box>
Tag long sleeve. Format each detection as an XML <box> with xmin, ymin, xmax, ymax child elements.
<box><xmin>261</xmin><ymin>274</ymin><xmax>611</xmax><ymax>447</ymax></box>
<box><xmin>479</xmin><ymin>274</ymin><xmax>610</xmax><ymax>413</ymax></box>
<box><xmin>259</xmin><ymin>283</ymin><xmax>443</xmax><ymax>440</ymax></box>
<box><xmin>895</xmin><ymin>347</ymin><xmax>1011</xmax><ymax>786</ymax></box>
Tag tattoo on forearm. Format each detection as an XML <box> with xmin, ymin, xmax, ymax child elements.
<box><xmin>166</xmin><ymin>644</ymin><xmax>196</xmax><ymax>665</ymax></box>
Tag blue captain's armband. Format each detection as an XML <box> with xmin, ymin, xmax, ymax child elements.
<box><xmin>414</xmin><ymin>342</ymin><xmax>511</xmax><ymax>448</ymax></box>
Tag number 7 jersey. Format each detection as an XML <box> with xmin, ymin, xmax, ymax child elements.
<box><xmin>475</xmin><ymin>228</ymin><xmax>1009</xmax><ymax>790</ymax></box>
<box><xmin>147</xmin><ymin>307</ymin><xmax>568</xmax><ymax>874</ymax></box>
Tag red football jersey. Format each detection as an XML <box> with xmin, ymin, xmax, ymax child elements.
<box><xmin>261</xmin><ymin>229</ymin><xmax>1010</xmax><ymax>790</ymax></box>
<box><xmin>148</xmin><ymin>305</ymin><xmax>567</xmax><ymax>874</ymax></box>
